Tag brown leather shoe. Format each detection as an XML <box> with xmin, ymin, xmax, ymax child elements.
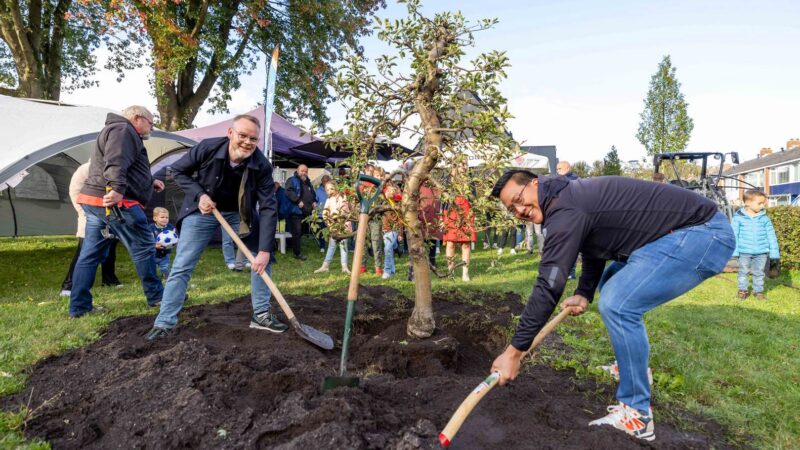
<box><xmin>754</xmin><ymin>293</ymin><xmax>767</xmax><ymax>301</ymax></box>
<box><xmin>736</xmin><ymin>290</ymin><xmax>749</xmax><ymax>300</ymax></box>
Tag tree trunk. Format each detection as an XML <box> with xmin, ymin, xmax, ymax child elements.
<box><xmin>403</xmin><ymin>148</ymin><xmax>439</xmax><ymax>338</ymax></box>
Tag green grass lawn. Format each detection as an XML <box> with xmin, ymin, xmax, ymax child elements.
<box><xmin>1</xmin><ymin>235</ymin><xmax>798</xmax><ymax>449</ymax></box>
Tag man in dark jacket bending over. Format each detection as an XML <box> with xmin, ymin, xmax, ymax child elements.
<box><xmin>146</xmin><ymin>114</ymin><xmax>287</xmax><ymax>340</ymax></box>
<box><xmin>490</xmin><ymin>170</ymin><xmax>734</xmax><ymax>441</ymax></box>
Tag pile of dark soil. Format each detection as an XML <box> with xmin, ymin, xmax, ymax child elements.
<box><xmin>3</xmin><ymin>286</ymin><xmax>734</xmax><ymax>449</ymax></box>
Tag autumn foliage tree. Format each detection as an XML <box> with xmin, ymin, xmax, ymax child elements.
<box><xmin>0</xmin><ymin>0</ymin><xmax>137</xmax><ymax>99</ymax></box>
<box><xmin>330</xmin><ymin>0</ymin><xmax>515</xmax><ymax>338</ymax></box>
<box><xmin>110</xmin><ymin>0</ymin><xmax>383</xmax><ymax>130</ymax></box>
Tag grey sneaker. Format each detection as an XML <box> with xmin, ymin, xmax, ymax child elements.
<box><xmin>250</xmin><ymin>311</ymin><xmax>288</xmax><ymax>333</ymax></box>
<box><xmin>69</xmin><ymin>305</ymin><xmax>108</xmax><ymax>319</ymax></box>
<box><xmin>145</xmin><ymin>326</ymin><xmax>172</xmax><ymax>341</ymax></box>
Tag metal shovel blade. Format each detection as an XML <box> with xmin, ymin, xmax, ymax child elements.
<box><xmin>322</xmin><ymin>374</ymin><xmax>360</xmax><ymax>391</ymax></box>
<box><xmin>291</xmin><ymin>319</ymin><xmax>334</xmax><ymax>350</ymax></box>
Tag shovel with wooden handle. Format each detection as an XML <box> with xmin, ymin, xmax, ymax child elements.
<box><xmin>212</xmin><ymin>208</ymin><xmax>334</xmax><ymax>350</ymax></box>
<box><xmin>438</xmin><ymin>307</ymin><xmax>572</xmax><ymax>447</ymax></box>
<box><xmin>322</xmin><ymin>174</ymin><xmax>382</xmax><ymax>391</ymax></box>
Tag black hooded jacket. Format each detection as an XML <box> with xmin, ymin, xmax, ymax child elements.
<box><xmin>512</xmin><ymin>176</ymin><xmax>718</xmax><ymax>351</ymax></box>
<box><xmin>81</xmin><ymin>113</ymin><xmax>154</xmax><ymax>205</ymax></box>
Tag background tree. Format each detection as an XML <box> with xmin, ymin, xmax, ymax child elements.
<box><xmin>570</xmin><ymin>160</ymin><xmax>590</xmax><ymax>178</ymax></box>
<box><xmin>589</xmin><ymin>160</ymin><xmax>604</xmax><ymax>177</ymax></box>
<box><xmin>113</xmin><ymin>0</ymin><xmax>383</xmax><ymax>130</ymax></box>
<box><xmin>0</xmin><ymin>0</ymin><xmax>135</xmax><ymax>99</ymax></box>
<box><xmin>636</xmin><ymin>55</ymin><xmax>694</xmax><ymax>155</ymax></box>
<box><xmin>602</xmin><ymin>145</ymin><xmax>622</xmax><ymax>175</ymax></box>
<box><xmin>331</xmin><ymin>0</ymin><xmax>514</xmax><ymax>338</ymax></box>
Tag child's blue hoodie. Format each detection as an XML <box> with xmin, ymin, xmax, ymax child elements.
<box><xmin>731</xmin><ymin>208</ymin><xmax>780</xmax><ymax>259</ymax></box>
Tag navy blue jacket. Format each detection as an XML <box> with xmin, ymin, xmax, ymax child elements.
<box><xmin>512</xmin><ymin>176</ymin><xmax>719</xmax><ymax>351</ymax></box>
<box><xmin>170</xmin><ymin>137</ymin><xmax>277</xmax><ymax>254</ymax></box>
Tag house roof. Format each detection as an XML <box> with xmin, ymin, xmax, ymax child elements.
<box><xmin>723</xmin><ymin>147</ymin><xmax>800</xmax><ymax>176</ymax></box>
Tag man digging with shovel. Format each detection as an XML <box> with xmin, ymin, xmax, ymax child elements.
<box><xmin>145</xmin><ymin>114</ymin><xmax>287</xmax><ymax>340</ymax></box>
<box><xmin>490</xmin><ymin>170</ymin><xmax>734</xmax><ymax>441</ymax></box>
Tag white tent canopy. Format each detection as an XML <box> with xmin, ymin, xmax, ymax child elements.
<box><xmin>0</xmin><ymin>95</ymin><xmax>196</xmax><ymax>236</ymax></box>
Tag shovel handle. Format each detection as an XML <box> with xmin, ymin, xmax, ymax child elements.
<box><xmin>212</xmin><ymin>208</ymin><xmax>296</xmax><ymax>322</ymax></box>
<box><xmin>438</xmin><ymin>308</ymin><xmax>572</xmax><ymax>447</ymax></box>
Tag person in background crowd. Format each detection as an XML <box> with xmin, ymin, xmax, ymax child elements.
<box><xmin>285</xmin><ymin>164</ymin><xmax>317</xmax><ymax>261</ymax></box>
<box><xmin>315</xmin><ymin>174</ymin><xmax>331</xmax><ymax>253</ymax></box>
<box><xmin>60</xmin><ymin>162</ymin><xmax>123</xmax><ymax>298</ymax></box>
<box><xmin>314</xmin><ymin>181</ymin><xmax>352</xmax><ymax>274</ymax></box>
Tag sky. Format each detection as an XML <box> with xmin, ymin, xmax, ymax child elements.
<box><xmin>62</xmin><ymin>0</ymin><xmax>800</xmax><ymax>165</ymax></box>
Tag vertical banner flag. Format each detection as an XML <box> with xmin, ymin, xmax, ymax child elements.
<box><xmin>264</xmin><ymin>46</ymin><xmax>280</xmax><ymax>162</ymax></box>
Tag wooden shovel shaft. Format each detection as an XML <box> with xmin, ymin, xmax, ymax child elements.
<box><xmin>348</xmin><ymin>213</ymin><xmax>370</xmax><ymax>300</ymax></box>
<box><xmin>439</xmin><ymin>307</ymin><xmax>572</xmax><ymax>447</ymax></box>
<box><xmin>212</xmin><ymin>208</ymin><xmax>296</xmax><ymax>322</ymax></box>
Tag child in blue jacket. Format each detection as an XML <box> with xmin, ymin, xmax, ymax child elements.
<box><xmin>151</xmin><ymin>207</ymin><xmax>177</xmax><ymax>278</ymax></box>
<box><xmin>731</xmin><ymin>190</ymin><xmax>780</xmax><ymax>300</ymax></box>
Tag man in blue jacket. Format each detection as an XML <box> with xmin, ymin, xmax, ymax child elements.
<box><xmin>145</xmin><ymin>114</ymin><xmax>287</xmax><ymax>340</ymax></box>
<box><xmin>490</xmin><ymin>170</ymin><xmax>734</xmax><ymax>441</ymax></box>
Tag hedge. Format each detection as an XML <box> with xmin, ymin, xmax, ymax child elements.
<box><xmin>766</xmin><ymin>206</ymin><xmax>800</xmax><ymax>271</ymax></box>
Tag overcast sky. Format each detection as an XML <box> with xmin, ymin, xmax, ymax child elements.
<box><xmin>63</xmin><ymin>0</ymin><xmax>800</xmax><ymax>165</ymax></box>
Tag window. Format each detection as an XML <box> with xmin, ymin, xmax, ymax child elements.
<box><xmin>768</xmin><ymin>194</ymin><xmax>791</xmax><ymax>206</ymax></box>
<box><xmin>769</xmin><ymin>165</ymin><xmax>790</xmax><ymax>185</ymax></box>
<box><xmin>743</xmin><ymin>171</ymin><xmax>764</xmax><ymax>188</ymax></box>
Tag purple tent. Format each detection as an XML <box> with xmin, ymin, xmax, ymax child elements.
<box><xmin>173</xmin><ymin>106</ymin><xmax>327</xmax><ymax>167</ymax></box>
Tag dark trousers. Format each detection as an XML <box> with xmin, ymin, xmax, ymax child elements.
<box><xmin>289</xmin><ymin>214</ymin><xmax>305</xmax><ymax>256</ymax></box>
<box><xmin>61</xmin><ymin>237</ymin><xmax>121</xmax><ymax>290</ymax></box>
<box><xmin>317</xmin><ymin>219</ymin><xmax>327</xmax><ymax>249</ymax></box>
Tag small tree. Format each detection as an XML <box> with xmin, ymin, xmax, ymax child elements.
<box><xmin>636</xmin><ymin>55</ymin><xmax>694</xmax><ymax>155</ymax></box>
<box><xmin>589</xmin><ymin>160</ymin><xmax>604</xmax><ymax>177</ymax></box>
<box><xmin>331</xmin><ymin>0</ymin><xmax>515</xmax><ymax>338</ymax></box>
<box><xmin>570</xmin><ymin>160</ymin><xmax>590</xmax><ymax>178</ymax></box>
<box><xmin>602</xmin><ymin>145</ymin><xmax>622</xmax><ymax>176</ymax></box>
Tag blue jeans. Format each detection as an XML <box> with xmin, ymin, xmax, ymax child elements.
<box><xmin>69</xmin><ymin>205</ymin><xmax>163</xmax><ymax>316</ymax></box>
<box><xmin>155</xmin><ymin>254</ymin><xmax>171</xmax><ymax>278</ymax></box>
<box><xmin>220</xmin><ymin>213</ymin><xmax>241</xmax><ymax>266</ymax></box>
<box><xmin>383</xmin><ymin>231</ymin><xmax>398</xmax><ymax>275</ymax></box>
<box><xmin>324</xmin><ymin>238</ymin><xmax>348</xmax><ymax>267</ymax></box>
<box><xmin>596</xmin><ymin>212</ymin><xmax>734</xmax><ymax>414</ymax></box>
<box><xmin>737</xmin><ymin>253</ymin><xmax>767</xmax><ymax>293</ymax></box>
<box><xmin>154</xmin><ymin>211</ymin><xmax>272</xmax><ymax>329</ymax></box>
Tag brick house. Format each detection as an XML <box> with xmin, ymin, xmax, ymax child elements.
<box><xmin>722</xmin><ymin>139</ymin><xmax>800</xmax><ymax>206</ymax></box>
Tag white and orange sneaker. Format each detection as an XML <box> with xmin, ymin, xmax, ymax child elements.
<box><xmin>599</xmin><ymin>360</ymin><xmax>653</xmax><ymax>385</ymax></box>
<box><xmin>589</xmin><ymin>402</ymin><xmax>655</xmax><ymax>441</ymax></box>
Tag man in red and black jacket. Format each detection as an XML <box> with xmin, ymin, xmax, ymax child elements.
<box><xmin>69</xmin><ymin>106</ymin><xmax>165</xmax><ymax>318</ymax></box>
<box><xmin>490</xmin><ymin>170</ymin><xmax>734</xmax><ymax>441</ymax></box>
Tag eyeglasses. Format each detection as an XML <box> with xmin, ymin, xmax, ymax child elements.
<box><xmin>505</xmin><ymin>180</ymin><xmax>531</xmax><ymax>215</ymax></box>
<box><xmin>138</xmin><ymin>115</ymin><xmax>153</xmax><ymax>128</ymax></box>
<box><xmin>233</xmin><ymin>129</ymin><xmax>259</xmax><ymax>144</ymax></box>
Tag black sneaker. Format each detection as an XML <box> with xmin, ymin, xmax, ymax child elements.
<box><xmin>145</xmin><ymin>327</ymin><xmax>172</xmax><ymax>341</ymax></box>
<box><xmin>250</xmin><ymin>311</ymin><xmax>289</xmax><ymax>333</ymax></box>
<box><xmin>293</xmin><ymin>254</ymin><xmax>307</xmax><ymax>261</ymax></box>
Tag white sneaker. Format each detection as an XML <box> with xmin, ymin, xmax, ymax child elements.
<box><xmin>589</xmin><ymin>402</ymin><xmax>654</xmax><ymax>441</ymax></box>
<box><xmin>381</xmin><ymin>272</ymin><xmax>392</xmax><ymax>279</ymax></box>
<box><xmin>59</xmin><ymin>289</ymin><xmax>71</xmax><ymax>297</ymax></box>
<box><xmin>497</xmin><ymin>248</ymin><xmax>503</xmax><ymax>256</ymax></box>
<box><xmin>342</xmin><ymin>267</ymin><xmax>351</xmax><ymax>274</ymax></box>
<box><xmin>510</xmin><ymin>248</ymin><xmax>517</xmax><ymax>255</ymax></box>
<box><xmin>599</xmin><ymin>360</ymin><xmax>654</xmax><ymax>385</ymax></box>
<box><xmin>482</xmin><ymin>242</ymin><xmax>489</xmax><ymax>249</ymax></box>
<box><xmin>320</xmin><ymin>248</ymin><xmax>325</xmax><ymax>253</ymax></box>
<box><xmin>226</xmin><ymin>263</ymin><xmax>235</xmax><ymax>270</ymax></box>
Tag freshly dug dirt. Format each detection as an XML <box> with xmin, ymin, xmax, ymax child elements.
<box><xmin>3</xmin><ymin>286</ymin><xmax>735</xmax><ymax>449</ymax></box>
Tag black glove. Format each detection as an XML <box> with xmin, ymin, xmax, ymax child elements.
<box><xmin>767</xmin><ymin>259</ymin><xmax>780</xmax><ymax>278</ymax></box>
